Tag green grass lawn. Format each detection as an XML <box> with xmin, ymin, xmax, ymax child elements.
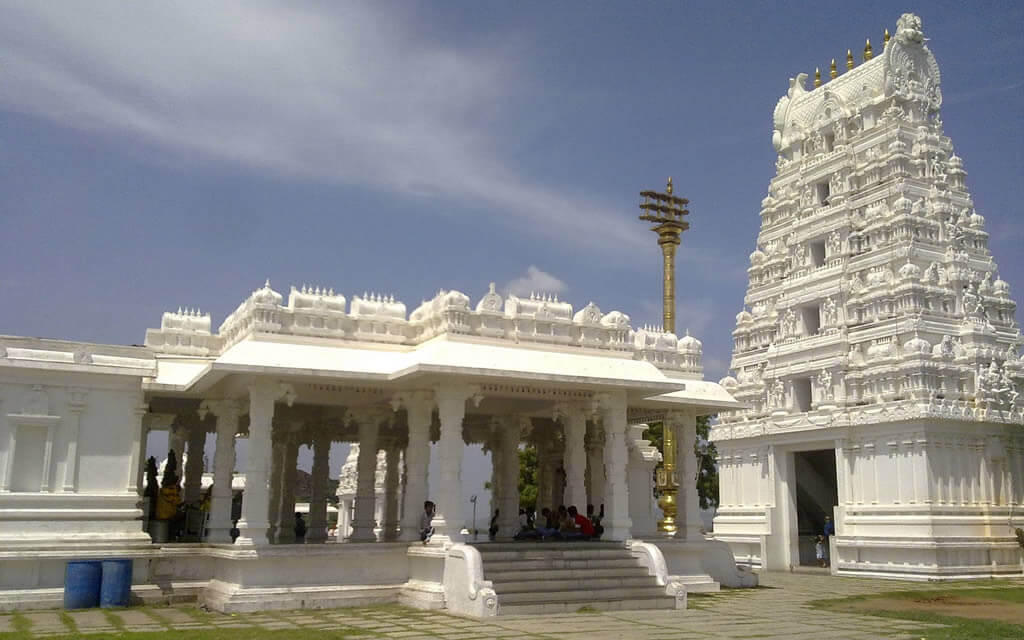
<box><xmin>812</xmin><ymin>586</ymin><xmax>1024</xmax><ymax>640</ymax></box>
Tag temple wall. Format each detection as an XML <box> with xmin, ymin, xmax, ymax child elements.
<box><xmin>714</xmin><ymin>420</ymin><xmax>1024</xmax><ymax>577</ymax></box>
<box><xmin>0</xmin><ymin>358</ymin><xmax>152</xmax><ymax>545</ymax></box>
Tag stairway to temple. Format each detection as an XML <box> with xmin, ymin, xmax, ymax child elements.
<box><xmin>472</xmin><ymin>541</ymin><xmax>677</xmax><ymax>615</ymax></box>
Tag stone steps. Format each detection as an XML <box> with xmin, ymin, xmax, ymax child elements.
<box><xmin>485</xmin><ymin>566</ymin><xmax>644</xmax><ymax>582</ymax></box>
<box><xmin>471</xmin><ymin>542</ymin><xmax>678</xmax><ymax>615</ymax></box>
<box><xmin>492</xmin><ymin>576</ymin><xmax>660</xmax><ymax>593</ymax></box>
<box><xmin>481</xmin><ymin>558</ymin><xmax>640</xmax><ymax>572</ymax></box>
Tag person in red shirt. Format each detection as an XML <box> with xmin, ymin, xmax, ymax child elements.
<box><xmin>567</xmin><ymin>506</ymin><xmax>594</xmax><ymax>539</ymax></box>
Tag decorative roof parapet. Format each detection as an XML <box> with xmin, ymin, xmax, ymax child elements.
<box><xmin>144</xmin><ymin>281</ymin><xmax>704</xmax><ymax>377</ymax></box>
<box><xmin>144</xmin><ymin>307</ymin><xmax>222</xmax><ymax>356</ymax></box>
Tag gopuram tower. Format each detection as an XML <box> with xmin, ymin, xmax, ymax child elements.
<box><xmin>711</xmin><ymin>14</ymin><xmax>1024</xmax><ymax>579</ymax></box>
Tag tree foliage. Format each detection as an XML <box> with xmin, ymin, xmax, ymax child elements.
<box><xmin>518</xmin><ymin>444</ymin><xmax>538</xmax><ymax>511</ymax></box>
<box><xmin>643</xmin><ymin>415</ymin><xmax>719</xmax><ymax>510</ymax></box>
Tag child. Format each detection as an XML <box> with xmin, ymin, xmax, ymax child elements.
<box><xmin>420</xmin><ymin>500</ymin><xmax>435</xmax><ymax>544</ymax></box>
<box><xmin>815</xmin><ymin>535</ymin><xmax>826</xmax><ymax>567</ymax></box>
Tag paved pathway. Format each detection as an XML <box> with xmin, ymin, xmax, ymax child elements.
<box><xmin>1</xmin><ymin>572</ymin><xmax>1020</xmax><ymax>639</ymax></box>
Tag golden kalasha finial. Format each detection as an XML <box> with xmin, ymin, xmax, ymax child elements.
<box><xmin>864</xmin><ymin>38</ymin><xmax>873</xmax><ymax>61</ymax></box>
<box><xmin>884</xmin><ymin>28</ymin><xmax>891</xmax><ymax>46</ymax></box>
<box><xmin>666</xmin><ymin>177</ymin><xmax>673</xmax><ymax>195</ymax></box>
<box><xmin>830</xmin><ymin>58</ymin><xmax>838</xmax><ymax>78</ymax></box>
<box><xmin>814</xmin><ymin>67</ymin><xmax>822</xmax><ymax>87</ymax></box>
<box><xmin>846</xmin><ymin>49</ymin><xmax>855</xmax><ymax>70</ymax></box>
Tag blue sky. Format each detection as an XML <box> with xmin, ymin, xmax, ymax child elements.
<box><xmin>1</xmin><ymin>3</ymin><xmax>1022</xmax><ymax>502</ymax></box>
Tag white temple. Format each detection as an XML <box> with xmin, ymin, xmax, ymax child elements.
<box><xmin>0</xmin><ymin>280</ymin><xmax>752</xmax><ymax>614</ymax></box>
<box><xmin>712</xmin><ymin>14</ymin><xmax>1024</xmax><ymax>579</ymax></box>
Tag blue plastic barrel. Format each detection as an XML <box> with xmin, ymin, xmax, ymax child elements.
<box><xmin>64</xmin><ymin>561</ymin><xmax>102</xmax><ymax>609</ymax></box>
<box><xmin>99</xmin><ymin>559</ymin><xmax>133</xmax><ymax>608</ymax></box>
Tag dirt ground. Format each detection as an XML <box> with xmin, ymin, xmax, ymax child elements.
<box><xmin>840</xmin><ymin>593</ymin><xmax>1024</xmax><ymax>625</ymax></box>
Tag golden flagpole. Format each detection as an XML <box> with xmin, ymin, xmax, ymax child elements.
<box><xmin>638</xmin><ymin>178</ymin><xmax>690</xmax><ymax>534</ymax></box>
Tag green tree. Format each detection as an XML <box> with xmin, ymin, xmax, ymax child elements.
<box><xmin>643</xmin><ymin>415</ymin><xmax>719</xmax><ymax>509</ymax></box>
<box><xmin>518</xmin><ymin>444</ymin><xmax>538</xmax><ymax>512</ymax></box>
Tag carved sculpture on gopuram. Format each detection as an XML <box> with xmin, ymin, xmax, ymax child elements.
<box><xmin>712</xmin><ymin>13</ymin><xmax>1023</xmax><ymax>581</ymax></box>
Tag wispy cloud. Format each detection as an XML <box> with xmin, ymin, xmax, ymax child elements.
<box><xmin>0</xmin><ymin>2</ymin><xmax>644</xmax><ymax>252</ymax></box>
<box><xmin>944</xmin><ymin>80</ymin><xmax>1024</xmax><ymax>106</ymax></box>
<box><xmin>505</xmin><ymin>266</ymin><xmax>568</xmax><ymax>297</ymax></box>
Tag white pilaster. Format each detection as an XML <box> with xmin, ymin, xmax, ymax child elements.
<box><xmin>397</xmin><ymin>391</ymin><xmax>433</xmax><ymax>542</ymax></box>
<box><xmin>235</xmin><ymin>380</ymin><xmax>279</xmax><ymax>546</ymax></box>
<box><xmin>200</xmin><ymin>399</ymin><xmax>241</xmax><ymax>543</ymax></box>
<box><xmin>57</xmin><ymin>390</ymin><xmax>87</xmax><ymax>492</ymax></box>
<box><xmin>307</xmin><ymin>429</ymin><xmax>331</xmax><ymax>543</ymax></box>
<box><xmin>350</xmin><ymin>409</ymin><xmax>383</xmax><ymax>542</ymax></box>
<box><xmin>598</xmin><ymin>392</ymin><xmax>631</xmax><ymax>540</ymax></box>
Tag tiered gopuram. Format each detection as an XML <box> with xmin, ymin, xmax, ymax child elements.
<box><xmin>712</xmin><ymin>13</ymin><xmax>1023</xmax><ymax>579</ymax></box>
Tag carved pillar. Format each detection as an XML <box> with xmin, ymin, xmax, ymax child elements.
<box><xmin>586</xmin><ymin>422</ymin><xmax>606</xmax><ymax>510</ymax></box>
<box><xmin>560</xmin><ymin>406</ymin><xmax>588</xmax><ymax>510</ymax></box>
<box><xmin>200</xmin><ymin>399</ymin><xmax>241</xmax><ymax>543</ymax></box>
<box><xmin>236</xmin><ymin>380</ymin><xmax>279</xmax><ymax>545</ymax></box>
<box><xmin>350</xmin><ymin>409</ymin><xmax>383</xmax><ymax>542</ymax></box>
<box><xmin>669</xmin><ymin>410</ymin><xmax>702</xmax><ymax>541</ymax></box>
<box><xmin>183</xmin><ymin>417</ymin><xmax>207</xmax><ymax>506</ymax></box>
<box><xmin>496</xmin><ymin>416</ymin><xmax>522</xmax><ymax>540</ymax></box>
<box><xmin>599</xmin><ymin>392</ymin><xmax>632</xmax><ymax>540</ymax></box>
<box><xmin>398</xmin><ymin>391</ymin><xmax>433</xmax><ymax>542</ymax></box>
<box><xmin>307</xmin><ymin>429</ymin><xmax>331</xmax><ymax>543</ymax></box>
<box><xmin>276</xmin><ymin>434</ymin><xmax>300</xmax><ymax>544</ymax></box>
<box><xmin>266</xmin><ymin>429</ymin><xmax>287</xmax><ymax>542</ymax></box>
<box><xmin>381</xmin><ymin>445</ymin><xmax>401</xmax><ymax>541</ymax></box>
<box><xmin>433</xmin><ymin>384</ymin><xmax>475</xmax><ymax>543</ymax></box>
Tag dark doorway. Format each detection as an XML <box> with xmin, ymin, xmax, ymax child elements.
<box><xmin>794</xmin><ymin>449</ymin><xmax>838</xmax><ymax>566</ymax></box>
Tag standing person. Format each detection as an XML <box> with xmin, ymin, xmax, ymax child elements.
<box><xmin>294</xmin><ymin>512</ymin><xmax>307</xmax><ymax>543</ymax></box>
<box><xmin>420</xmin><ymin>500</ymin><xmax>435</xmax><ymax>544</ymax></box>
<box><xmin>815</xmin><ymin>535</ymin><xmax>826</xmax><ymax>567</ymax></box>
<box><xmin>823</xmin><ymin>515</ymin><xmax>835</xmax><ymax>566</ymax></box>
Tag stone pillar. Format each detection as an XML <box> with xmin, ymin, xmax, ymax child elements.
<box><xmin>350</xmin><ymin>409</ymin><xmax>383</xmax><ymax>542</ymax></box>
<box><xmin>276</xmin><ymin>435</ymin><xmax>300</xmax><ymax>544</ymax></box>
<box><xmin>561</xmin><ymin>408</ymin><xmax>588</xmax><ymax>510</ymax></box>
<box><xmin>307</xmin><ymin>429</ymin><xmax>331</xmax><ymax>543</ymax></box>
<box><xmin>183</xmin><ymin>418</ymin><xmax>207</xmax><ymax>506</ymax></box>
<box><xmin>670</xmin><ymin>410</ymin><xmax>702</xmax><ymax>541</ymax></box>
<box><xmin>398</xmin><ymin>391</ymin><xmax>433</xmax><ymax>542</ymax></box>
<box><xmin>201</xmin><ymin>399</ymin><xmax>241</xmax><ymax>543</ymax></box>
<box><xmin>381</xmin><ymin>445</ymin><xmax>401</xmax><ymax>541</ymax></box>
<box><xmin>168</xmin><ymin>423</ymin><xmax>187</xmax><ymax>467</ymax></box>
<box><xmin>586</xmin><ymin>423</ymin><xmax>606</xmax><ymax>510</ymax></box>
<box><xmin>236</xmin><ymin>380</ymin><xmax>278</xmax><ymax>545</ymax></box>
<box><xmin>599</xmin><ymin>392</ymin><xmax>632</xmax><ymax>540</ymax></box>
<box><xmin>496</xmin><ymin>416</ymin><xmax>522</xmax><ymax>540</ymax></box>
<box><xmin>433</xmin><ymin>384</ymin><xmax>475</xmax><ymax>543</ymax></box>
<box><xmin>267</xmin><ymin>431</ymin><xmax>287</xmax><ymax>543</ymax></box>
<box><xmin>488</xmin><ymin>434</ymin><xmax>501</xmax><ymax>525</ymax></box>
